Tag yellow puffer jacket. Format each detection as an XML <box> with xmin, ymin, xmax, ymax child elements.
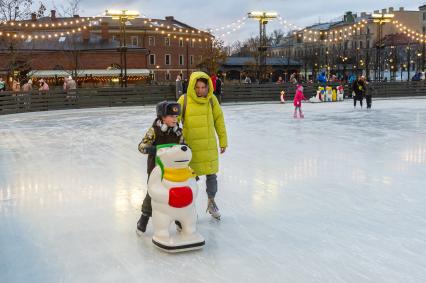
<box><xmin>177</xmin><ymin>72</ymin><xmax>228</xmax><ymax>176</ymax></box>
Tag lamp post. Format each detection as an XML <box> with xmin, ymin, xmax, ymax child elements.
<box><xmin>105</xmin><ymin>9</ymin><xmax>140</xmax><ymax>87</ymax></box>
<box><xmin>372</xmin><ymin>12</ymin><xmax>394</xmax><ymax>81</ymax></box>
<box><xmin>248</xmin><ymin>11</ymin><xmax>277</xmax><ymax>83</ymax></box>
<box><xmin>407</xmin><ymin>42</ymin><xmax>411</xmax><ymax>81</ymax></box>
<box><xmin>417</xmin><ymin>51</ymin><xmax>422</xmax><ymax>73</ymax></box>
<box><xmin>423</xmin><ymin>26</ymin><xmax>425</xmax><ymax>71</ymax></box>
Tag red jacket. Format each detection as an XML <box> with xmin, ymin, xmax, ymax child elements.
<box><xmin>293</xmin><ymin>90</ymin><xmax>306</xmax><ymax>107</ymax></box>
<box><xmin>210</xmin><ymin>75</ymin><xmax>217</xmax><ymax>91</ymax></box>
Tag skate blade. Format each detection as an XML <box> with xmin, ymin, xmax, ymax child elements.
<box><xmin>136</xmin><ymin>229</ymin><xmax>146</xmax><ymax>237</ymax></box>
<box><xmin>208</xmin><ymin>212</ymin><xmax>221</xmax><ymax>220</ymax></box>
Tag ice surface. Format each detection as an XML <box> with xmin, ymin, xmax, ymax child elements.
<box><xmin>1</xmin><ymin>99</ymin><xmax>426</xmax><ymax>282</ymax></box>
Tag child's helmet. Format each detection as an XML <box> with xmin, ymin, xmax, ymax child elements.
<box><xmin>156</xmin><ymin>101</ymin><xmax>181</xmax><ymax>117</ymax></box>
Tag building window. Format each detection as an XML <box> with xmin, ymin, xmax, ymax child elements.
<box><xmin>166</xmin><ymin>71</ymin><xmax>171</xmax><ymax>80</ymax></box>
<box><xmin>149</xmin><ymin>54</ymin><xmax>156</xmax><ymax>65</ymax></box>
<box><xmin>198</xmin><ymin>55</ymin><xmax>203</xmax><ymax>63</ymax></box>
<box><xmin>165</xmin><ymin>54</ymin><xmax>171</xmax><ymax>65</ymax></box>
<box><xmin>359</xmin><ymin>41</ymin><xmax>363</xmax><ymax>49</ymax></box>
<box><xmin>190</xmin><ymin>40</ymin><xmax>195</xmax><ymax>48</ymax></box>
<box><xmin>165</xmin><ymin>37</ymin><xmax>170</xmax><ymax>46</ymax></box>
<box><xmin>149</xmin><ymin>36</ymin><xmax>155</xmax><ymax>46</ymax></box>
<box><xmin>179</xmin><ymin>55</ymin><xmax>184</xmax><ymax>65</ymax></box>
<box><xmin>179</xmin><ymin>39</ymin><xmax>184</xmax><ymax>47</ymax></box>
<box><xmin>366</xmin><ymin>40</ymin><xmax>370</xmax><ymax>48</ymax></box>
<box><xmin>190</xmin><ymin>55</ymin><xmax>194</xmax><ymax>66</ymax></box>
<box><xmin>112</xmin><ymin>35</ymin><xmax>118</xmax><ymax>41</ymax></box>
<box><xmin>423</xmin><ymin>12</ymin><xmax>426</xmax><ymax>21</ymax></box>
<box><xmin>131</xmin><ymin>36</ymin><xmax>138</xmax><ymax>46</ymax></box>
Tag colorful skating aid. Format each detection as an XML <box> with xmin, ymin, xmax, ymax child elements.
<box><xmin>337</xmin><ymin>85</ymin><xmax>344</xmax><ymax>101</ymax></box>
<box><xmin>325</xmin><ymin>86</ymin><xmax>333</xmax><ymax>102</ymax></box>
<box><xmin>147</xmin><ymin>144</ymin><xmax>205</xmax><ymax>253</ymax></box>
<box><xmin>310</xmin><ymin>86</ymin><xmax>323</xmax><ymax>103</ymax></box>
<box><xmin>332</xmin><ymin>89</ymin><xmax>337</xmax><ymax>102</ymax></box>
<box><xmin>280</xmin><ymin>90</ymin><xmax>285</xmax><ymax>103</ymax></box>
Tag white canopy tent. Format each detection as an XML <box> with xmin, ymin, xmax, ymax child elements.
<box><xmin>28</xmin><ymin>69</ymin><xmax>150</xmax><ymax>78</ymax></box>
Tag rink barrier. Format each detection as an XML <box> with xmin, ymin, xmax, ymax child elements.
<box><xmin>1</xmin><ymin>82</ymin><xmax>426</xmax><ymax>115</ymax></box>
<box><xmin>0</xmin><ymin>85</ymin><xmax>175</xmax><ymax>115</ymax></box>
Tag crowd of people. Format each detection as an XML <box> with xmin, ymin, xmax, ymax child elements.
<box><xmin>0</xmin><ymin>76</ymin><xmax>77</xmax><ymax>94</ymax></box>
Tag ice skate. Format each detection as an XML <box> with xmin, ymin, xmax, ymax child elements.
<box><xmin>136</xmin><ymin>213</ymin><xmax>150</xmax><ymax>234</ymax></box>
<box><xmin>207</xmin><ymin>198</ymin><xmax>221</xmax><ymax>220</ymax></box>
<box><xmin>175</xmin><ymin>220</ymin><xmax>182</xmax><ymax>232</ymax></box>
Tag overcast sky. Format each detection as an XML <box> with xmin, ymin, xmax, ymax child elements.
<box><xmin>65</xmin><ymin>0</ymin><xmax>423</xmax><ymax>44</ymax></box>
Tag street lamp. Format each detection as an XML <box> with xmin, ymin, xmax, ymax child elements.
<box><xmin>105</xmin><ymin>9</ymin><xmax>140</xmax><ymax>87</ymax></box>
<box><xmin>248</xmin><ymin>11</ymin><xmax>277</xmax><ymax>83</ymax></box>
<box><xmin>372</xmin><ymin>12</ymin><xmax>394</xmax><ymax>81</ymax></box>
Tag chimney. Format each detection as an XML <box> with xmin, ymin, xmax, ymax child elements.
<box><xmin>73</xmin><ymin>15</ymin><xmax>80</xmax><ymax>18</ymax></box>
<box><xmin>51</xmin><ymin>10</ymin><xmax>56</xmax><ymax>21</ymax></box>
<box><xmin>399</xmin><ymin>7</ymin><xmax>404</xmax><ymax>11</ymax></box>
<box><xmin>389</xmin><ymin>7</ymin><xmax>394</xmax><ymax>13</ymax></box>
<box><xmin>165</xmin><ymin>16</ymin><xmax>174</xmax><ymax>22</ymax></box>
<box><xmin>382</xmin><ymin>8</ymin><xmax>387</xmax><ymax>14</ymax></box>
<box><xmin>101</xmin><ymin>21</ymin><xmax>109</xmax><ymax>41</ymax></box>
<box><xmin>361</xmin><ymin>12</ymin><xmax>367</xmax><ymax>18</ymax></box>
<box><xmin>374</xmin><ymin>10</ymin><xmax>379</xmax><ymax>14</ymax></box>
<box><xmin>31</xmin><ymin>13</ymin><xmax>37</xmax><ymax>21</ymax></box>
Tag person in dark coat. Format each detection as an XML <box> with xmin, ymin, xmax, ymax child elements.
<box><xmin>182</xmin><ymin>78</ymin><xmax>188</xmax><ymax>94</ymax></box>
<box><xmin>136</xmin><ymin>101</ymin><xmax>184</xmax><ymax>233</ymax></box>
<box><xmin>352</xmin><ymin>75</ymin><xmax>367</xmax><ymax>108</ymax></box>
<box><xmin>365</xmin><ymin>80</ymin><xmax>374</xmax><ymax>109</ymax></box>
<box><xmin>214</xmin><ymin>75</ymin><xmax>223</xmax><ymax>104</ymax></box>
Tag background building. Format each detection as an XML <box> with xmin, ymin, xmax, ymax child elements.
<box><xmin>0</xmin><ymin>10</ymin><xmax>214</xmax><ymax>86</ymax></box>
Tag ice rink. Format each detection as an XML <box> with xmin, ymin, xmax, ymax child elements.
<box><xmin>1</xmin><ymin>98</ymin><xmax>426</xmax><ymax>282</ymax></box>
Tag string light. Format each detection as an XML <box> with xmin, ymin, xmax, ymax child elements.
<box><xmin>209</xmin><ymin>16</ymin><xmax>247</xmax><ymax>33</ymax></box>
<box><xmin>0</xmin><ymin>13</ymin><xmax>214</xmax><ymax>42</ymax></box>
<box><xmin>214</xmin><ymin>19</ymin><xmax>247</xmax><ymax>38</ymax></box>
<box><xmin>278</xmin><ymin>17</ymin><xmax>368</xmax><ymax>43</ymax></box>
<box><xmin>391</xmin><ymin>20</ymin><xmax>425</xmax><ymax>42</ymax></box>
<box><xmin>0</xmin><ymin>24</ymin><xmax>91</xmax><ymax>40</ymax></box>
<box><xmin>0</xmin><ymin>17</ymin><xmax>101</xmax><ymax>29</ymax></box>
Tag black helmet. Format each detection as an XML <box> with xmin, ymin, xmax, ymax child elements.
<box><xmin>156</xmin><ymin>101</ymin><xmax>181</xmax><ymax>117</ymax></box>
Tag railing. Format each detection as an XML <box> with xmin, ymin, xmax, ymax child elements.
<box><xmin>1</xmin><ymin>82</ymin><xmax>426</xmax><ymax>115</ymax></box>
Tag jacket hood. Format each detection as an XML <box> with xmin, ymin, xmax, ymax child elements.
<box><xmin>187</xmin><ymin>71</ymin><xmax>214</xmax><ymax>104</ymax></box>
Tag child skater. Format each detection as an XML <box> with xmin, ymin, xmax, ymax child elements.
<box><xmin>293</xmin><ymin>84</ymin><xmax>306</xmax><ymax>119</ymax></box>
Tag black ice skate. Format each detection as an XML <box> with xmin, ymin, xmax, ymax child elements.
<box><xmin>137</xmin><ymin>213</ymin><xmax>150</xmax><ymax>234</ymax></box>
<box><xmin>175</xmin><ymin>221</ymin><xmax>183</xmax><ymax>232</ymax></box>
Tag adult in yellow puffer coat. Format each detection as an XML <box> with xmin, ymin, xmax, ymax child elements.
<box><xmin>177</xmin><ymin>71</ymin><xmax>228</xmax><ymax>220</ymax></box>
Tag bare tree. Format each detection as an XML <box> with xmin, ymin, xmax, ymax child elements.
<box><xmin>0</xmin><ymin>0</ymin><xmax>48</xmax><ymax>82</ymax></box>
<box><xmin>36</xmin><ymin>1</ymin><xmax>46</xmax><ymax>18</ymax></box>
<box><xmin>51</xmin><ymin>0</ymin><xmax>84</xmax><ymax>79</ymax></box>
<box><xmin>271</xmin><ymin>29</ymin><xmax>285</xmax><ymax>46</ymax></box>
<box><xmin>0</xmin><ymin>0</ymin><xmax>33</xmax><ymax>21</ymax></box>
<box><xmin>197</xmin><ymin>38</ymin><xmax>228</xmax><ymax>75</ymax></box>
<box><xmin>52</xmin><ymin>0</ymin><xmax>82</xmax><ymax>17</ymax></box>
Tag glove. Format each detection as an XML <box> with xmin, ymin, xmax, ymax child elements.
<box><xmin>144</xmin><ymin>146</ymin><xmax>156</xmax><ymax>155</ymax></box>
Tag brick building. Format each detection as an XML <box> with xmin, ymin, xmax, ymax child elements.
<box><xmin>269</xmin><ymin>6</ymin><xmax>426</xmax><ymax>81</ymax></box>
<box><xmin>0</xmin><ymin>10</ymin><xmax>214</xmax><ymax>86</ymax></box>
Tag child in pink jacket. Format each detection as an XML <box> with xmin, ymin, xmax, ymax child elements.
<box><xmin>293</xmin><ymin>84</ymin><xmax>306</xmax><ymax>119</ymax></box>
